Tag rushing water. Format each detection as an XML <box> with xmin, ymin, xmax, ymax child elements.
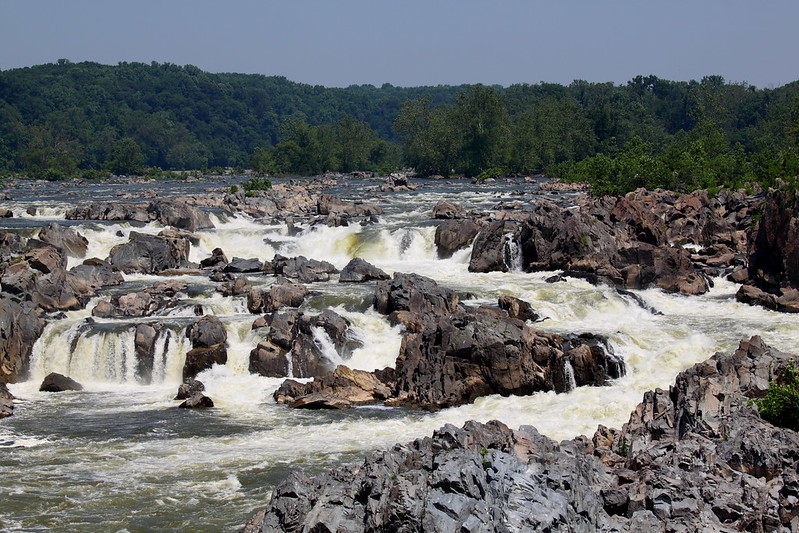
<box><xmin>1</xmin><ymin>177</ymin><xmax>799</xmax><ymax>532</ymax></box>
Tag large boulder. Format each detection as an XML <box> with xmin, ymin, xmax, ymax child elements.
<box><xmin>147</xmin><ymin>199</ymin><xmax>214</xmax><ymax>232</ymax></box>
<box><xmin>468</xmin><ymin>220</ymin><xmax>518</xmax><ymax>273</ymax></box>
<box><xmin>107</xmin><ymin>232</ymin><xmax>189</xmax><ymax>274</ymax></box>
<box><xmin>0</xmin><ymin>383</ymin><xmax>13</xmax><ymax>418</ymax></box>
<box><xmin>37</xmin><ymin>222</ymin><xmax>88</xmax><ymax>258</ymax></box>
<box><xmin>374</xmin><ymin>272</ymin><xmax>461</xmax><ymax>319</ymax></box>
<box><xmin>273</xmin><ymin>365</ymin><xmax>394</xmax><ymax>408</ymax></box>
<box><xmin>0</xmin><ymin>245</ymin><xmax>83</xmax><ymax>312</ymax></box>
<box><xmin>271</xmin><ymin>255</ymin><xmax>339</xmax><ymax>283</ymax></box>
<box><xmin>39</xmin><ymin>372</ymin><xmax>83</xmax><ymax>392</ymax></box>
<box><xmin>435</xmin><ymin>218</ymin><xmax>483</xmax><ymax>258</ymax></box>
<box><xmin>338</xmin><ymin>257</ymin><xmax>389</xmax><ymax>283</ymax></box>
<box><xmin>247</xmin><ymin>278</ymin><xmax>308</xmax><ymax>314</ymax></box>
<box><xmin>0</xmin><ymin>295</ymin><xmax>45</xmax><ymax>383</ymax></box>
<box><xmin>432</xmin><ymin>200</ymin><xmax>468</xmax><ymax>219</ymax></box>
<box><xmin>91</xmin><ymin>291</ymin><xmax>169</xmax><ymax>318</ymax></box>
<box><xmin>388</xmin><ymin>310</ymin><xmax>624</xmax><ymax>409</ymax></box>
<box><xmin>182</xmin><ymin>315</ymin><xmax>228</xmax><ymax>380</ymax></box>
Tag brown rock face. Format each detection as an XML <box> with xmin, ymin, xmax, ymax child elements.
<box><xmin>0</xmin><ymin>295</ymin><xmax>45</xmax><ymax>383</ymax></box>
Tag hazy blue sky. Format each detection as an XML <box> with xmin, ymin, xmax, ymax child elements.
<box><xmin>1</xmin><ymin>0</ymin><xmax>797</xmax><ymax>88</ymax></box>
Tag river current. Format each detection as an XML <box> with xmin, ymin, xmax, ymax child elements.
<box><xmin>1</xmin><ymin>177</ymin><xmax>797</xmax><ymax>532</ymax></box>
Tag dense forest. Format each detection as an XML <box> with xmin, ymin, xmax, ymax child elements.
<box><xmin>1</xmin><ymin>60</ymin><xmax>797</xmax><ymax>194</ymax></box>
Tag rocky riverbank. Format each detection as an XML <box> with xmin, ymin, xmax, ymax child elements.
<box><xmin>245</xmin><ymin>335</ymin><xmax>799</xmax><ymax>532</ymax></box>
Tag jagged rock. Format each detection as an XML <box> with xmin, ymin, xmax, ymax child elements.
<box><xmin>338</xmin><ymin>257</ymin><xmax>389</xmax><ymax>283</ymax></box>
<box><xmin>175</xmin><ymin>379</ymin><xmax>205</xmax><ymax>400</ymax></box>
<box><xmin>37</xmin><ymin>222</ymin><xmax>88</xmax><ymax>258</ymax></box>
<box><xmin>271</xmin><ymin>254</ymin><xmax>339</xmax><ymax>283</ymax></box>
<box><xmin>247</xmin><ymin>278</ymin><xmax>308</xmax><ymax>314</ymax></box>
<box><xmin>223</xmin><ymin>257</ymin><xmax>263</xmax><ymax>273</ymax></box>
<box><xmin>388</xmin><ymin>310</ymin><xmax>624</xmax><ymax>409</ymax></box>
<box><xmin>134</xmin><ymin>323</ymin><xmax>161</xmax><ymax>384</ymax></box>
<box><xmin>0</xmin><ymin>231</ymin><xmax>27</xmax><ymax>260</ymax></box>
<box><xmin>497</xmin><ymin>295</ymin><xmax>542</xmax><ymax>322</ymax></box>
<box><xmin>318</xmin><ymin>194</ymin><xmax>383</xmax><ymax>218</ymax></box>
<box><xmin>0</xmin><ymin>245</ymin><xmax>83</xmax><ymax>312</ymax></box>
<box><xmin>107</xmin><ymin>231</ymin><xmax>189</xmax><ymax>274</ymax></box>
<box><xmin>182</xmin><ymin>315</ymin><xmax>227</xmax><ymax>380</ymax></box>
<box><xmin>251</xmin><ymin>337</ymin><xmax>799</xmax><ymax>533</ymax></box>
<box><xmin>274</xmin><ymin>365</ymin><xmax>394</xmax><ymax>408</ymax></box>
<box><xmin>374</xmin><ymin>272</ymin><xmax>461</xmax><ymax>319</ymax></box>
<box><xmin>92</xmin><ymin>291</ymin><xmax>168</xmax><ymax>318</ymax></box>
<box><xmin>432</xmin><ymin>200</ymin><xmax>468</xmax><ymax>219</ymax></box>
<box><xmin>217</xmin><ymin>275</ymin><xmax>252</xmax><ymax>296</ymax></box>
<box><xmin>178</xmin><ymin>393</ymin><xmax>214</xmax><ymax>408</ymax></box>
<box><xmin>182</xmin><ymin>344</ymin><xmax>227</xmax><ymax>381</ymax></box>
<box><xmin>468</xmin><ymin>220</ymin><xmax>517</xmax><ymax>273</ymax></box>
<box><xmin>187</xmin><ymin>315</ymin><xmax>227</xmax><ymax>349</ymax></box>
<box><xmin>1</xmin><ymin>383</ymin><xmax>14</xmax><ymax>418</ymax></box>
<box><xmin>200</xmin><ymin>247</ymin><xmax>229</xmax><ymax>269</ymax></box>
<box><xmin>249</xmin><ymin>340</ymin><xmax>288</xmax><ymax>377</ymax></box>
<box><xmin>67</xmin><ymin>260</ymin><xmax>124</xmax><ymax>296</ymax></box>
<box><xmin>147</xmin><ymin>199</ymin><xmax>214</xmax><ymax>232</ymax></box>
<box><xmin>0</xmin><ymin>208</ymin><xmax>13</xmax><ymax>218</ymax></box>
<box><xmin>39</xmin><ymin>372</ymin><xmax>83</xmax><ymax>392</ymax></box>
<box><xmin>0</xmin><ymin>295</ymin><xmax>45</xmax><ymax>383</ymax></box>
<box><xmin>434</xmin><ymin>218</ymin><xmax>483</xmax><ymax>258</ymax></box>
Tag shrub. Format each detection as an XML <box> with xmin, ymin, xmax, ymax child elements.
<box><xmin>756</xmin><ymin>362</ymin><xmax>799</xmax><ymax>431</ymax></box>
<box><xmin>242</xmin><ymin>176</ymin><xmax>272</xmax><ymax>192</ymax></box>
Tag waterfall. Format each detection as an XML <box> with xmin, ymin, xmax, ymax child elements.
<box><xmin>503</xmin><ymin>234</ymin><xmax>523</xmax><ymax>272</ymax></box>
<box><xmin>311</xmin><ymin>327</ymin><xmax>346</xmax><ymax>368</ymax></box>
<box><xmin>29</xmin><ymin>319</ymin><xmax>190</xmax><ymax>386</ymax></box>
<box><xmin>563</xmin><ymin>359</ymin><xmax>578</xmax><ymax>392</ymax></box>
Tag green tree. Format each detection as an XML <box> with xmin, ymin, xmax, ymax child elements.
<box><xmin>104</xmin><ymin>137</ymin><xmax>144</xmax><ymax>175</ymax></box>
<box><xmin>453</xmin><ymin>85</ymin><xmax>511</xmax><ymax>176</ymax></box>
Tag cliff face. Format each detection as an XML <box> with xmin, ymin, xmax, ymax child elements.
<box><xmin>246</xmin><ymin>336</ymin><xmax>799</xmax><ymax>533</ymax></box>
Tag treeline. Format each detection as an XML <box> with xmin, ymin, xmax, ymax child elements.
<box><xmin>1</xmin><ymin>61</ymin><xmax>797</xmax><ymax>194</ymax></box>
<box><xmin>394</xmin><ymin>77</ymin><xmax>799</xmax><ymax>193</ymax></box>
<box><xmin>0</xmin><ymin>60</ymin><xmax>461</xmax><ymax>178</ymax></box>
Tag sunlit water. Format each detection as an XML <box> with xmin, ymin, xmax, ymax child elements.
<box><xmin>1</xmin><ymin>177</ymin><xmax>798</xmax><ymax>532</ymax></box>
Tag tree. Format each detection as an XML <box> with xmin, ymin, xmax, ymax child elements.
<box><xmin>453</xmin><ymin>85</ymin><xmax>511</xmax><ymax>176</ymax></box>
<box><xmin>104</xmin><ymin>137</ymin><xmax>144</xmax><ymax>175</ymax></box>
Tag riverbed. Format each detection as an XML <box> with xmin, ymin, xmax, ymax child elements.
<box><xmin>1</xmin><ymin>176</ymin><xmax>797</xmax><ymax>532</ymax></box>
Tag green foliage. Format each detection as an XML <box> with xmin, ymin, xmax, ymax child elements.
<box><xmin>755</xmin><ymin>362</ymin><xmax>799</xmax><ymax>431</ymax></box>
<box><xmin>242</xmin><ymin>176</ymin><xmax>272</xmax><ymax>192</ymax></box>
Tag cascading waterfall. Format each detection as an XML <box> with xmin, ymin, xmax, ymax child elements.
<box><xmin>503</xmin><ymin>234</ymin><xmax>523</xmax><ymax>272</ymax></box>
<box><xmin>29</xmin><ymin>319</ymin><xmax>191</xmax><ymax>386</ymax></box>
<box><xmin>311</xmin><ymin>327</ymin><xmax>347</xmax><ymax>368</ymax></box>
<box><xmin>562</xmin><ymin>358</ymin><xmax>578</xmax><ymax>392</ymax></box>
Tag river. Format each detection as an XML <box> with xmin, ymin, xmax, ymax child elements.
<box><xmin>1</xmin><ymin>176</ymin><xmax>797</xmax><ymax>532</ymax></box>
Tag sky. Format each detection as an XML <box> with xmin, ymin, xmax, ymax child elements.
<box><xmin>1</xmin><ymin>0</ymin><xmax>797</xmax><ymax>89</ymax></box>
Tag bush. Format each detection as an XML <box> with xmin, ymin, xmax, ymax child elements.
<box><xmin>756</xmin><ymin>362</ymin><xmax>799</xmax><ymax>431</ymax></box>
<box><xmin>242</xmin><ymin>176</ymin><xmax>272</xmax><ymax>192</ymax></box>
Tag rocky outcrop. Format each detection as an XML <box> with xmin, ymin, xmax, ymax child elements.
<box><xmin>67</xmin><ymin>259</ymin><xmax>124</xmax><ymax>299</ymax></box>
<box><xmin>37</xmin><ymin>222</ymin><xmax>88</xmax><ymax>258</ymax></box>
<box><xmin>0</xmin><ymin>383</ymin><xmax>13</xmax><ymax>418</ymax></box>
<box><xmin>374</xmin><ymin>272</ymin><xmax>461</xmax><ymax>320</ymax></box>
<box><xmin>434</xmin><ymin>218</ymin><xmax>484</xmax><ymax>258</ymax></box>
<box><xmin>338</xmin><ymin>258</ymin><xmax>389</xmax><ymax>283</ymax></box>
<box><xmin>92</xmin><ymin>291</ymin><xmax>170</xmax><ymax>318</ymax></box>
<box><xmin>388</xmin><ymin>310</ymin><xmax>624</xmax><ymax>410</ymax></box>
<box><xmin>182</xmin><ymin>315</ymin><xmax>228</xmax><ymax>380</ymax></box>
<box><xmin>250</xmin><ymin>310</ymin><xmax>361</xmax><ymax>379</ymax></box>
<box><xmin>274</xmin><ymin>366</ymin><xmax>394</xmax><ymax>409</ymax></box>
<box><xmin>247</xmin><ymin>278</ymin><xmax>308</xmax><ymax>314</ymax></box>
<box><xmin>107</xmin><ymin>231</ymin><xmax>189</xmax><ymax>274</ymax></box>
<box><xmin>175</xmin><ymin>378</ymin><xmax>205</xmax><ymax>400</ymax></box>
<box><xmin>269</xmin><ymin>254</ymin><xmax>339</xmax><ymax>283</ymax></box>
<box><xmin>178</xmin><ymin>393</ymin><xmax>214</xmax><ymax>408</ymax></box>
<box><xmin>1</xmin><ymin>244</ymin><xmax>84</xmax><ymax>312</ymax></box>
<box><xmin>432</xmin><ymin>200</ymin><xmax>468</xmax><ymax>219</ymax></box>
<box><xmin>39</xmin><ymin>372</ymin><xmax>83</xmax><ymax>392</ymax></box>
<box><xmin>249</xmin><ymin>336</ymin><xmax>799</xmax><ymax>533</ymax></box>
<box><xmin>0</xmin><ymin>295</ymin><xmax>45</xmax><ymax>383</ymax></box>
<box><xmin>66</xmin><ymin>199</ymin><xmax>213</xmax><ymax>231</ymax></box>
<box><xmin>736</xmin><ymin>189</ymin><xmax>799</xmax><ymax>312</ymax></box>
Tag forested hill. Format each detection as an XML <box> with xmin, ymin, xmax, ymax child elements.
<box><xmin>0</xmin><ymin>60</ymin><xmax>465</xmax><ymax>174</ymax></box>
<box><xmin>1</xmin><ymin>60</ymin><xmax>797</xmax><ymax>193</ymax></box>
